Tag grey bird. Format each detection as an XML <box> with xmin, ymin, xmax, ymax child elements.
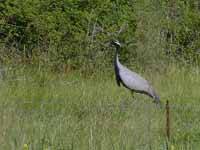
<box><xmin>110</xmin><ymin>40</ymin><xmax>160</xmax><ymax>104</ymax></box>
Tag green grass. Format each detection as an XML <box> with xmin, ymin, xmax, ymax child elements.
<box><xmin>0</xmin><ymin>64</ymin><xmax>200</xmax><ymax>150</ymax></box>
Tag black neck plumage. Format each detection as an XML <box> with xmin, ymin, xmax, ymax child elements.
<box><xmin>114</xmin><ymin>47</ymin><xmax>119</xmax><ymax>70</ymax></box>
<box><xmin>114</xmin><ymin>46</ymin><xmax>121</xmax><ymax>86</ymax></box>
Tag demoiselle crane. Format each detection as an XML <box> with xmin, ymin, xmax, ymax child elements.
<box><xmin>110</xmin><ymin>40</ymin><xmax>161</xmax><ymax>104</ymax></box>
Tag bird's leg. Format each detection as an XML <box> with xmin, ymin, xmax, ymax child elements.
<box><xmin>131</xmin><ymin>91</ymin><xmax>135</xmax><ymax>99</ymax></box>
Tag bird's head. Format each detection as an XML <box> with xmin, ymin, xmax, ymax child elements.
<box><xmin>110</xmin><ymin>40</ymin><xmax>121</xmax><ymax>49</ymax></box>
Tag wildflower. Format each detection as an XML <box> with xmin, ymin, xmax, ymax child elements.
<box><xmin>171</xmin><ymin>145</ymin><xmax>175</xmax><ymax>150</ymax></box>
<box><xmin>43</xmin><ymin>146</ymin><xmax>48</xmax><ymax>150</ymax></box>
<box><xmin>24</xmin><ymin>144</ymin><xmax>28</xmax><ymax>150</ymax></box>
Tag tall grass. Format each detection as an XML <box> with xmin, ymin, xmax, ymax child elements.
<box><xmin>0</xmin><ymin>63</ymin><xmax>200</xmax><ymax>150</ymax></box>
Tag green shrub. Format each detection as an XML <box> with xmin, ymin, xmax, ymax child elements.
<box><xmin>163</xmin><ymin>0</ymin><xmax>200</xmax><ymax>64</ymax></box>
<box><xmin>0</xmin><ymin>0</ymin><xmax>200</xmax><ymax>71</ymax></box>
<box><xmin>0</xmin><ymin>0</ymin><xmax>137</xmax><ymax>70</ymax></box>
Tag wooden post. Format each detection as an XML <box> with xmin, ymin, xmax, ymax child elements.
<box><xmin>166</xmin><ymin>100</ymin><xmax>170</xmax><ymax>149</ymax></box>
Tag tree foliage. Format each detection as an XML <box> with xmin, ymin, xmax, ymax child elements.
<box><xmin>0</xmin><ymin>0</ymin><xmax>200</xmax><ymax>70</ymax></box>
<box><xmin>163</xmin><ymin>0</ymin><xmax>200</xmax><ymax>63</ymax></box>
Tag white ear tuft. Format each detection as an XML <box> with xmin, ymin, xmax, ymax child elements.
<box><xmin>114</xmin><ymin>40</ymin><xmax>121</xmax><ymax>47</ymax></box>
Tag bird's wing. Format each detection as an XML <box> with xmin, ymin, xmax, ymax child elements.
<box><xmin>117</xmin><ymin>63</ymin><xmax>160</xmax><ymax>103</ymax></box>
<box><xmin>118</xmin><ymin>64</ymin><xmax>151</xmax><ymax>92</ymax></box>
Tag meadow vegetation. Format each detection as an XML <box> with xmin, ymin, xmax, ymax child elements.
<box><xmin>0</xmin><ymin>0</ymin><xmax>200</xmax><ymax>149</ymax></box>
<box><xmin>0</xmin><ymin>63</ymin><xmax>200</xmax><ymax>150</ymax></box>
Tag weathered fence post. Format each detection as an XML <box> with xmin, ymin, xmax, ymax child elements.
<box><xmin>166</xmin><ymin>100</ymin><xmax>170</xmax><ymax>150</ymax></box>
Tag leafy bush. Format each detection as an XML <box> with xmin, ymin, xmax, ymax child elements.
<box><xmin>163</xmin><ymin>0</ymin><xmax>200</xmax><ymax>64</ymax></box>
<box><xmin>0</xmin><ymin>0</ymin><xmax>200</xmax><ymax>71</ymax></box>
<box><xmin>0</xmin><ymin>0</ymin><xmax>137</xmax><ymax>70</ymax></box>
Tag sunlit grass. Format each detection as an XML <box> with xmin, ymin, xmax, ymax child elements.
<box><xmin>0</xmin><ymin>63</ymin><xmax>200</xmax><ymax>150</ymax></box>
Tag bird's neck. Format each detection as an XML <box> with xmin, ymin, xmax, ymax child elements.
<box><xmin>114</xmin><ymin>47</ymin><xmax>120</xmax><ymax>75</ymax></box>
<box><xmin>114</xmin><ymin>47</ymin><xmax>120</xmax><ymax>70</ymax></box>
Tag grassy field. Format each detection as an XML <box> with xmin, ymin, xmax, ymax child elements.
<box><xmin>0</xmin><ymin>63</ymin><xmax>200</xmax><ymax>150</ymax></box>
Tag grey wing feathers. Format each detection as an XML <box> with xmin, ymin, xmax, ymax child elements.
<box><xmin>149</xmin><ymin>88</ymin><xmax>160</xmax><ymax>103</ymax></box>
<box><xmin>119</xmin><ymin>65</ymin><xmax>150</xmax><ymax>92</ymax></box>
<box><xmin>118</xmin><ymin>64</ymin><xmax>160</xmax><ymax>103</ymax></box>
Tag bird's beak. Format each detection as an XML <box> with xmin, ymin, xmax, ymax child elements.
<box><xmin>104</xmin><ymin>41</ymin><xmax>111</xmax><ymax>47</ymax></box>
<box><xmin>109</xmin><ymin>40</ymin><xmax>115</xmax><ymax>46</ymax></box>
